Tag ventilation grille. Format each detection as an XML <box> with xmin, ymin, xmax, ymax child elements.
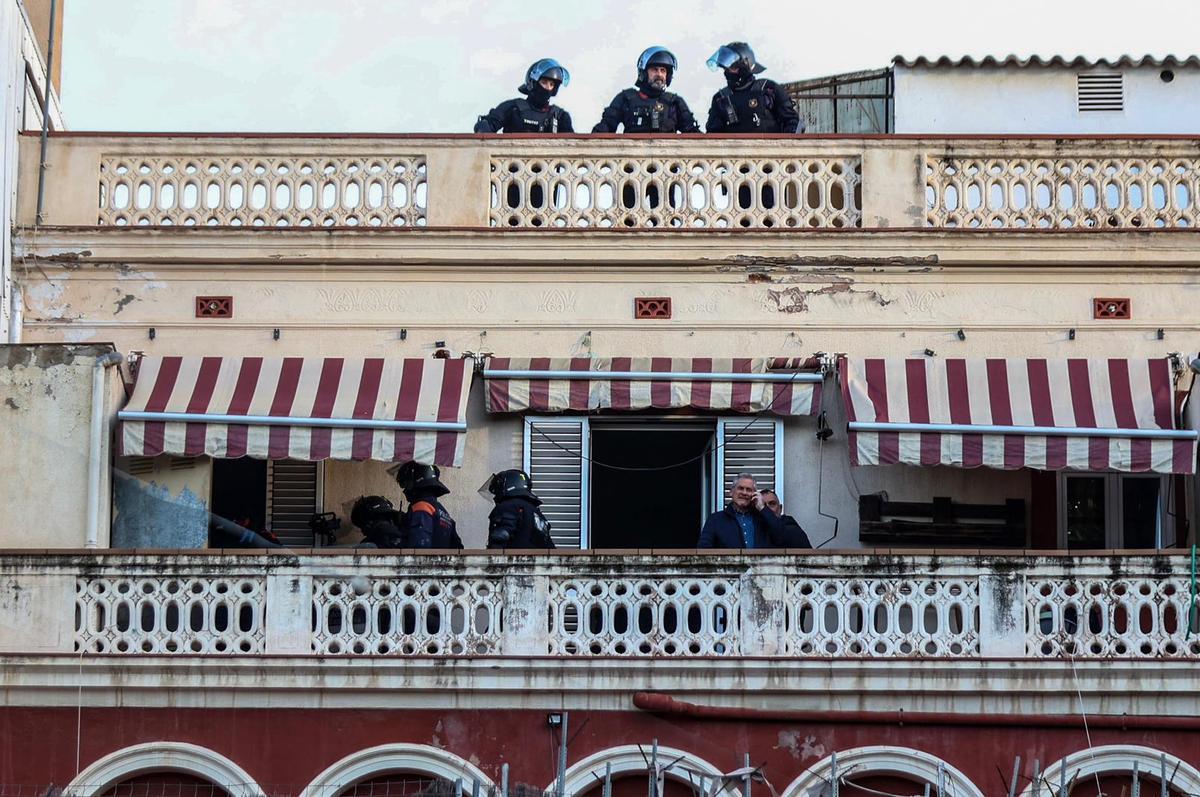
<box><xmin>1077</xmin><ymin>73</ymin><xmax>1124</xmax><ymax>112</ymax></box>
<box><xmin>525</xmin><ymin>419</ymin><xmax>586</xmax><ymax>549</ymax></box>
<box><xmin>267</xmin><ymin>460</ymin><xmax>319</xmax><ymax>547</ymax></box>
<box><xmin>126</xmin><ymin>456</ymin><xmax>156</xmax><ymax>476</ymax></box>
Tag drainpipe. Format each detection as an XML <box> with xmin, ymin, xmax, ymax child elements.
<box><xmin>86</xmin><ymin>351</ymin><xmax>123</xmax><ymax>548</ymax></box>
<box><xmin>7</xmin><ymin>284</ymin><xmax>20</xmax><ymax>343</ymax></box>
<box><xmin>34</xmin><ymin>0</ymin><xmax>59</xmax><ymax>225</ymax></box>
<box><xmin>633</xmin><ymin>692</ymin><xmax>1200</xmax><ymax>732</ymax></box>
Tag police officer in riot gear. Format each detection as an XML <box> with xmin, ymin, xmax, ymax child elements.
<box><xmin>704</xmin><ymin>42</ymin><xmax>803</xmax><ymax>134</ymax></box>
<box><xmin>475</xmin><ymin>59</ymin><xmax>575</xmax><ymax>133</ymax></box>
<box><xmin>593</xmin><ymin>46</ymin><xmax>700</xmax><ymax>134</ymax></box>
<box><xmin>350</xmin><ymin>495</ymin><xmax>405</xmax><ymax>549</ymax></box>
<box><xmin>486</xmin><ymin>469</ymin><xmax>555</xmax><ymax>549</ymax></box>
<box><xmin>393</xmin><ymin>461</ymin><xmax>464</xmax><ymax>549</ymax></box>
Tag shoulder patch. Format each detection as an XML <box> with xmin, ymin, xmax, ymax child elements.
<box><xmin>411</xmin><ymin>501</ymin><xmax>436</xmax><ymax>515</ymax></box>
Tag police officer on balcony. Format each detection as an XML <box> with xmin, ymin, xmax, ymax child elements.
<box><xmin>485</xmin><ymin>469</ymin><xmax>556</xmax><ymax>549</ymax></box>
<box><xmin>704</xmin><ymin>42</ymin><xmax>803</xmax><ymax>134</ymax></box>
<box><xmin>393</xmin><ymin>461</ymin><xmax>464</xmax><ymax>549</ymax></box>
<box><xmin>592</xmin><ymin>46</ymin><xmax>700</xmax><ymax>134</ymax></box>
<box><xmin>474</xmin><ymin>59</ymin><xmax>575</xmax><ymax>133</ymax></box>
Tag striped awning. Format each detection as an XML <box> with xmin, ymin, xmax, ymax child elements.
<box><xmin>841</xmin><ymin>357</ymin><xmax>1197</xmax><ymax>474</ymax></box>
<box><xmin>484</xmin><ymin>357</ymin><xmax>822</xmax><ymax>416</ymax></box>
<box><xmin>118</xmin><ymin>356</ymin><xmax>472</xmax><ymax>466</ymax></box>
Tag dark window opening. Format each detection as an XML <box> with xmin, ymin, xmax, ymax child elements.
<box><xmin>211</xmin><ymin>457</ymin><xmax>267</xmax><ymax>533</ymax></box>
<box><xmin>589</xmin><ymin>425</ymin><xmax>713</xmax><ymax>548</ymax></box>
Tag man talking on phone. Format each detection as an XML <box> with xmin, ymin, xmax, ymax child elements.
<box><xmin>698</xmin><ymin>473</ymin><xmax>796</xmax><ymax>549</ymax></box>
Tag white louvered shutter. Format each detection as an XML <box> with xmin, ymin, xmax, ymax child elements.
<box><xmin>716</xmin><ymin>417</ymin><xmax>783</xmax><ymax>508</ymax></box>
<box><xmin>267</xmin><ymin>460</ymin><xmax>321</xmax><ymax>547</ymax></box>
<box><xmin>523</xmin><ymin>417</ymin><xmax>589</xmax><ymax>549</ymax></box>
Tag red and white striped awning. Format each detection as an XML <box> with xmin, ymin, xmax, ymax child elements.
<box><xmin>484</xmin><ymin>357</ymin><xmax>823</xmax><ymax>416</ymax></box>
<box><xmin>118</xmin><ymin>356</ymin><xmax>472</xmax><ymax>466</ymax></box>
<box><xmin>841</xmin><ymin>357</ymin><xmax>1197</xmax><ymax>474</ymax></box>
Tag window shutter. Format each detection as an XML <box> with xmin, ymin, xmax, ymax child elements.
<box><xmin>1077</xmin><ymin>73</ymin><xmax>1124</xmax><ymax>112</ymax></box>
<box><xmin>267</xmin><ymin>460</ymin><xmax>321</xmax><ymax>547</ymax></box>
<box><xmin>524</xmin><ymin>417</ymin><xmax>590</xmax><ymax>549</ymax></box>
<box><xmin>717</xmin><ymin>417</ymin><xmax>784</xmax><ymax>506</ymax></box>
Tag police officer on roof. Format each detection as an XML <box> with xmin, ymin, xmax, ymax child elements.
<box><xmin>392</xmin><ymin>461</ymin><xmax>464</xmax><ymax>549</ymax></box>
<box><xmin>592</xmin><ymin>46</ymin><xmax>700</xmax><ymax>134</ymax></box>
<box><xmin>704</xmin><ymin>42</ymin><xmax>803</xmax><ymax>134</ymax></box>
<box><xmin>485</xmin><ymin>469</ymin><xmax>556</xmax><ymax>549</ymax></box>
<box><xmin>475</xmin><ymin>59</ymin><xmax>575</xmax><ymax>133</ymax></box>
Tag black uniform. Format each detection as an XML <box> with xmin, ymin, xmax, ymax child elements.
<box><xmin>592</xmin><ymin>88</ymin><xmax>700</xmax><ymax>134</ymax></box>
<box><xmin>405</xmin><ymin>495</ymin><xmax>464</xmax><ymax>549</ymax></box>
<box><xmin>351</xmin><ymin>495</ymin><xmax>404</xmax><ymax>549</ymax></box>
<box><xmin>475</xmin><ymin>99</ymin><xmax>574</xmax><ymax>133</ymax></box>
<box><xmin>488</xmin><ymin>496</ymin><xmax>555</xmax><ymax>549</ymax></box>
<box><xmin>705</xmin><ymin>78</ymin><xmax>802</xmax><ymax>134</ymax></box>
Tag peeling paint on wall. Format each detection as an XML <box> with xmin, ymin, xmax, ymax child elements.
<box><xmin>111</xmin><ymin>473</ymin><xmax>208</xmax><ymax>549</ymax></box>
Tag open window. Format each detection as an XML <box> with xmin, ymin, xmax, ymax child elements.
<box><xmin>524</xmin><ymin>415</ymin><xmax>783</xmax><ymax>550</ymax></box>
<box><xmin>1059</xmin><ymin>472</ymin><xmax>1173</xmax><ymax>549</ymax></box>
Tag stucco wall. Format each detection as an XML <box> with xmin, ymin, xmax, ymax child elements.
<box><xmin>111</xmin><ymin>455</ymin><xmax>212</xmax><ymax>549</ymax></box>
<box><xmin>0</xmin><ymin>344</ymin><xmax>121</xmax><ymax>547</ymax></box>
<box><xmin>895</xmin><ymin>66</ymin><xmax>1200</xmax><ymax>133</ymax></box>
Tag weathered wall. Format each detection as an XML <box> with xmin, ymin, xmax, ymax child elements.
<box><xmin>895</xmin><ymin>65</ymin><xmax>1200</xmax><ymax>133</ymax></box>
<box><xmin>0</xmin><ymin>343</ymin><xmax>120</xmax><ymax>547</ymax></box>
<box><xmin>110</xmin><ymin>455</ymin><xmax>211</xmax><ymax>548</ymax></box>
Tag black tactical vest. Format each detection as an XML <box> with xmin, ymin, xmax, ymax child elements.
<box><xmin>620</xmin><ymin>89</ymin><xmax>684</xmax><ymax>133</ymax></box>
<box><xmin>508</xmin><ymin>99</ymin><xmax>563</xmax><ymax>133</ymax></box>
<box><xmin>717</xmin><ymin>80</ymin><xmax>779</xmax><ymax>133</ymax></box>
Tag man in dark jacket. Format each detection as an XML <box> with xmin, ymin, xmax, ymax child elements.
<box><xmin>475</xmin><ymin>59</ymin><xmax>575</xmax><ymax>133</ymax></box>
<box><xmin>392</xmin><ymin>461</ymin><xmax>463</xmax><ymax>549</ymax></box>
<box><xmin>486</xmin><ymin>469</ymin><xmax>555</xmax><ymax>549</ymax></box>
<box><xmin>759</xmin><ymin>489</ymin><xmax>812</xmax><ymax>549</ymax></box>
<box><xmin>704</xmin><ymin>42</ymin><xmax>802</xmax><ymax>134</ymax></box>
<box><xmin>592</xmin><ymin>46</ymin><xmax>700</xmax><ymax>134</ymax></box>
<box><xmin>698</xmin><ymin>473</ymin><xmax>797</xmax><ymax>549</ymax></box>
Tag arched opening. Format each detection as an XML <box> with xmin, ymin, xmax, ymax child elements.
<box><xmin>577</xmin><ymin>774</ymin><xmax>701</xmax><ymax>797</ymax></box>
<box><xmin>98</xmin><ymin>773</ymin><xmax>229</xmax><ymax>797</ymax></box>
<box><xmin>335</xmin><ymin>773</ymin><xmax>455</xmax><ymax>797</ymax></box>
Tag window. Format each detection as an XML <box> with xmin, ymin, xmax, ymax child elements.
<box><xmin>1059</xmin><ymin>472</ymin><xmax>1172</xmax><ymax>548</ymax></box>
<box><xmin>524</xmin><ymin>416</ymin><xmax>783</xmax><ymax>549</ymax></box>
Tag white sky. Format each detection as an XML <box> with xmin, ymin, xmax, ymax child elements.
<box><xmin>61</xmin><ymin>0</ymin><xmax>1200</xmax><ymax>133</ymax></box>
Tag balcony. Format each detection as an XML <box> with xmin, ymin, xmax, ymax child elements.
<box><xmin>20</xmin><ymin>133</ymin><xmax>1200</xmax><ymax>231</ymax></box>
<box><xmin>2</xmin><ymin>550</ymin><xmax>1197</xmax><ymax>660</ymax></box>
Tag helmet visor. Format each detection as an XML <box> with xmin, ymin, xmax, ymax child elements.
<box><xmin>638</xmin><ymin>46</ymin><xmax>677</xmax><ymax>71</ymax></box>
<box><xmin>531</xmin><ymin>59</ymin><xmax>570</xmax><ymax>87</ymax></box>
<box><xmin>706</xmin><ymin>46</ymin><xmax>741</xmax><ymax>72</ymax></box>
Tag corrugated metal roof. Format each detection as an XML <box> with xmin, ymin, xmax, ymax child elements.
<box><xmin>893</xmin><ymin>54</ymin><xmax>1200</xmax><ymax>69</ymax></box>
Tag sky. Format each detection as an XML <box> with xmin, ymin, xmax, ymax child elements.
<box><xmin>60</xmin><ymin>0</ymin><xmax>1200</xmax><ymax>133</ymax></box>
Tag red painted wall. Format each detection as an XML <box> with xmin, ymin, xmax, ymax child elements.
<box><xmin>1</xmin><ymin>707</ymin><xmax>1195</xmax><ymax>795</ymax></box>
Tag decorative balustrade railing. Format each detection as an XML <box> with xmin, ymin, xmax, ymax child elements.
<box><xmin>2</xmin><ymin>552</ymin><xmax>1197</xmax><ymax>659</ymax></box>
<box><xmin>21</xmin><ymin>134</ymin><xmax>1200</xmax><ymax>230</ymax></box>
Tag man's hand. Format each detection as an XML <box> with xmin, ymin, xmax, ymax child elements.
<box><xmin>752</xmin><ymin>492</ymin><xmax>765</xmax><ymax>512</ymax></box>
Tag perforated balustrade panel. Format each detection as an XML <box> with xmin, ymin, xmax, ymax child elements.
<box><xmin>99</xmin><ymin>155</ymin><xmax>427</xmax><ymax>227</ymax></box>
<box><xmin>926</xmin><ymin>156</ymin><xmax>1200</xmax><ymax>228</ymax></box>
<box><xmin>546</xmin><ymin>575</ymin><xmax>740</xmax><ymax>656</ymax></box>
<box><xmin>490</xmin><ymin>155</ymin><xmax>862</xmax><ymax>228</ymax></box>
<box><xmin>74</xmin><ymin>575</ymin><xmax>267</xmax><ymax>654</ymax></box>
<box><xmin>785</xmin><ymin>577</ymin><xmax>980</xmax><ymax>657</ymax></box>
<box><xmin>311</xmin><ymin>576</ymin><xmax>503</xmax><ymax>655</ymax></box>
<box><xmin>1027</xmin><ymin>576</ymin><xmax>1200</xmax><ymax>658</ymax></box>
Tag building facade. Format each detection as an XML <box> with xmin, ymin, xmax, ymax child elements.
<box><xmin>1</xmin><ymin>46</ymin><xmax>1199</xmax><ymax>797</ymax></box>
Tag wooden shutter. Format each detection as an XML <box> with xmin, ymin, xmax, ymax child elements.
<box><xmin>523</xmin><ymin>417</ymin><xmax>589</xmax><ymax>549</ymax></box>
<box><xmin>266</xmin><ymin>460</ymin><xmax>321</xmax><ymax>547</ymax></box>
<box><xmin>716</xmin><ymin>417</ymin><xmax>784</xmax><ymax>507</ymax></box>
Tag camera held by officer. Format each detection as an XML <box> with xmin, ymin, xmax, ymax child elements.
<box><xmin>392</xmin><ymin>461</ymin><xmax>464</xmax><ymax>550</ymax></box>
<box><xmin>484</xmin><ymin>469</ymin><xmax>555</xmax><ymax>549</ymax></box>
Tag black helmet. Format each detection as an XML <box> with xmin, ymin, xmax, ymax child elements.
<box><xmin>488</xmin><ymin>468</ymin><xmax>536</xmax><ymax>500</ymax></box>
<box><xmin>637</xmin><ymin>46</ymin><xmax>677</xmax><ymax>87</ymax></box>
<box><xmin>392</xmin><ymin>461</ymin><xmax>449</xmax><ymax>499</ymax></box>
<box><xmin>519</xmin><ymin>58</ymin><xmax>570</xmax><ymax>96</ymax></box>
<box><xmin>350</xmin><ymin>495</ymin><xmax>396</xmax><ymax>530</ymax></box>
<box><xmin>706</xmin><ymin>42</ymin><xmax>766</xmax><ymax>84</ymax></box>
